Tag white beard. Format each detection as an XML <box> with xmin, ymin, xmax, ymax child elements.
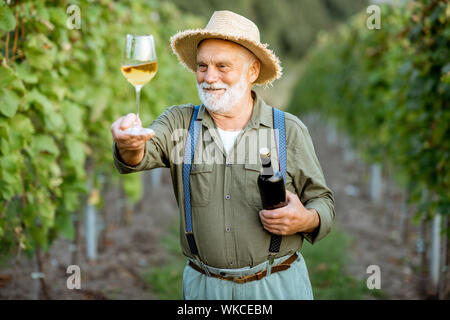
<box><xmin>196</xmin><ymin>73</ymin><xmax>248</xmax><ymax>114</ymax></box>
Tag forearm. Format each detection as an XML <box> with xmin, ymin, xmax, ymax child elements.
<box><xmin>117</xmin><ymin>145</ymin><xmax>145</xmax><ymax>166</ymax></box>
<box><xmin>302</xmin><ymin>208</ymin><xmax>320</xmax><ymax>233</ymax></box>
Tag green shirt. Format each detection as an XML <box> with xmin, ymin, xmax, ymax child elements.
<box><xmin>113</xmin><ymin>91</ymin><xmax>335</xmax><ymax>269</ymax></box>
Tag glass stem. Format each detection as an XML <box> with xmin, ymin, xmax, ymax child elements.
<box><xmin>135</xmin><ymin>85</ymin><xmax>143</xmax><ymax>126</ymax></box>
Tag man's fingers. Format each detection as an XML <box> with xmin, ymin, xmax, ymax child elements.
<box><xmin>261</xmin><ymin>220</ymin><xmax>286</xmax><ymax>229</ymax></box>
<box><xmin>111</xmin><ymin>116</ymin><xmax>125</xmax><ymax>133</ymax></box>
<box><xmin>259</xmin><ymin>209</ymin><xmax>284</xmax><ymax>220</ymax></box>
<box><xmin>142</xmin><ymin>130</ymin><xmax>155</xmax><ymax>141</ymax></box>
<box><xmin>261</xmin><ymin>219</ymin><xmax>289</xmax><ymax>235</ymax></box>
<box><xmin>259</xmin><ymin>213</ymin><xmax>286</xmax><ymax>226</ymax></box>
<box><xmin>261</xmin><ymin>223</ymin><xmax>283</xmax><ymax>235</ymax></box>
<box><xmin>285</xmin><ymin>190</ymin><xmax>296</xmax><ymax>201</ymax></box>
<box><xmin>117</xmin><ymin>135</ymin><xmax>150</xmax><ymax>149</ymax></box>
<box><xmin>120</xmin><ymin>113</ymin><xmax>138</xmax><ymax>130</ymax></box>
<box><xmin>111</xmin><ymin>115</ymin><xmax>155</xmax><ymax>157</ymax></box>
<box><xmin>114</xmin><ymin>129</ymin><xmax>153</xmax><ymax>150</ymax></box>
<box><xmin>123</xmin><ymin>130</ymin><xmax>155</xmax><ymax>143</ymax></box>
<box><xmin>112</xmin><ymin>115</ymin><xmax>153</xmax><ymax>140</ymax></box>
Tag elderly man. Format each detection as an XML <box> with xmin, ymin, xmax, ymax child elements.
<box><xmin>110</xmin><ymin>10</ymin><xmax>335</xmax><ymax>300</ymax></box>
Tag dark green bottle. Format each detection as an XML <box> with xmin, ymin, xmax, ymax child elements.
<box><xmin>257</xmin><ymin>147</ymin><xmax>287</xmax><ymax>210</ymax></box>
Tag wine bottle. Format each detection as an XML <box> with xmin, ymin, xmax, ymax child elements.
<box><xmin>257</xmin><ymin>147</ymin><xmax>288</xmax><ymax>210</ymax></box>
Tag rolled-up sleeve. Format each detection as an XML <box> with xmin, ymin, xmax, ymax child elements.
<box><xmin>291</xmin><ymin>125</ymin><xmax>335</xmax><ymax>245</ymax></box>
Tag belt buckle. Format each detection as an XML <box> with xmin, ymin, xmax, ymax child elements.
<box><xmin>195</xmin><ymin>256</ymin><xmax>211</xmax><ymax>277</ymax></box>
<box><xmin>266</xmin><ymin>253</ymin><xmax>276</xmax><ymax>276</ymax></box>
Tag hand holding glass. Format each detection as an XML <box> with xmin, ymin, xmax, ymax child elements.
<box><xmin>120</xmin><ymin>34</ymin><xmax>157</xmax><ymax>135</ymax></box>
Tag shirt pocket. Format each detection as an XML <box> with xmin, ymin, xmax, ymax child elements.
<box><xmin>189</xmin><ymin>163</ymin><xmax>213</xmax><ymax>206</ymax></box>
<box><xmin>244</xmin><ymin>163</ymin><xmax>263</xmax><ymax>208</ymax></box>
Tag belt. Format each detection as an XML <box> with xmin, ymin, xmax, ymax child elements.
<box><xmin>188</xmin><ymin>253</ymin><xmax>298</xmax><ymax>284</ymax></box>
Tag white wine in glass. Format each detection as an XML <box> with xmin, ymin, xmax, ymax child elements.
<box><xmin>121</xmin><ymin>34</ymin><xmax>157</xmax><ymax>135</ymax></box>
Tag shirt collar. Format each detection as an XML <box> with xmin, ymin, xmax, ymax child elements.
<box><xmin>195</xmin><ymin>90</ymin><xmax>273</xmax><ymax>129</ymax></box>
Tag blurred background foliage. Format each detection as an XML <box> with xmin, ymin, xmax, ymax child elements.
<box><xmin>0</xmin><ymin>0</ymin><xmax>201</xmax><ymax>255</ymax></box>
<box><xmin>288</xmin><ymin>0</ymin><xmax>450</xmax><ymax>228</ymax></box>
<box><xmin>169</xmin><ymin>0</ymin><xmax>368</xmax><ymax>59</ymax></box>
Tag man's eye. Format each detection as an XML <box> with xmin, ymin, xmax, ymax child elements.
<box><xmin>198</xmin><ymin>65</ymin><xmax>207</xmax><ymax>71</ymax></box>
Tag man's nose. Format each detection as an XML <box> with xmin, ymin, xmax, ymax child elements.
<box><xmin>204</xmin><ymin>67</ymin><xmax>219</xmax><ymax>84</ymax></box>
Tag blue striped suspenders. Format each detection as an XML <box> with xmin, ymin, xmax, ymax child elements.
<box><xmin>270</xmin><ymin>108</ymin><xmax>287</xmax><ymax>257</ymax></box>
<box><xmin>182</xmin><ymin>105</ymin><xmax>287</xmax><ymax>265</ymax></box>
<box><xmin>182</xmin><ymin>105</ymin><xmax>202</xmax><ymax>256</ymax></box>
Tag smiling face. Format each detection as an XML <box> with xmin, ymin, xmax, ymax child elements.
<box><xmin>196</xmin><ymin>39</ymin><xmax>260</xmax><ymax>114</ymax></box>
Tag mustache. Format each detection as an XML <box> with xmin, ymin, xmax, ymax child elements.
<box><xmin>198</xmin><ymin>82</ymin><xmax>229</xmax><ymax>90</ymax></box>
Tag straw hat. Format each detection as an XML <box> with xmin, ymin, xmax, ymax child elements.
<box><xmin>170</xmin><ymin>10</ymin><xmax>282</xmax><ymax>86</ymax></box>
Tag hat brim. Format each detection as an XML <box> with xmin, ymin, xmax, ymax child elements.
<box><xmin>170</xmin><ymin>29</ymin><xmax>282</xmax><ymax>86</ymax></box>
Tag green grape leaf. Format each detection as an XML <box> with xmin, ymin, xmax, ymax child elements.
<box><xmin>0</xmin><ymin>66</ymin><xmax>18</xmax><ymax>88</ymax></box>
<box><xmin>29</xmin><ymin>225</ymin><xmax>48</xmax><ymax>248</ymax></box>
<box><xmin>57</xmin><ymin>212</ymin><xmax>75</xmax><ymax>240</ymax></box>
<box><xmin>40</xmin><ymin>200</ymin><xmax>55</xmax><ymax>229</ymax></box>
<box><xmin>0</xmin><ymin>88</ymin><xmax>20</xmax><ymax>118</ymax></box>
<box><xmin>24</xmin><ymin>34</ymin><xmax>56</xmax><ymax>70</ymax></box>
<box><xmin>0</xmin><ymin>5</ymin><xmax>16</xmax><ymax>32</ymax></box>
<box><xmin>14</xmin><ymin>63</ymin><xmax>39</xmax><ymax>84</ymax></box>
<box><xmin>31</xmin><ymin>134</ymin><xmax>60</xmax><ymax>157</ymax></box>
<box><xmin>27</xmin><ymin>89</ymin><xmax>53</xmax><ymax>113</ymax></box>
<box><xmin>62</xmin><ymin>101</ymin><xmax>83</xmax><ymax>133</ymax></box>
<box><xmin>122</xmin><ymin>173</ymin><xmax>142</xmax><ymax>205</ymax></box>
<box><xmin>48</xmin><ymin>7</ymin><xmax>67</xmax><ymax>27</ymax></box>
<box><xmin>0</xmin><ymin>155</ymin><xmax>22</xmax><ymax>199</ymax></box>
<box><xmin>27</xmin><ymin>89</ymin><xmax>64</xmax><ymax>130</ymax></box>
<box><xmin>66</xmin><ymin>137</ymin><xmax>85</xmax><ymax>165</ymax></box>
<box><xmin>0</xmin><ymin>120</ymin><xmax>9</xmax><ymax>140</ymax></box>
<box><xmin>10</xmin><ymin>114</ymin><xmax>34</xmax><ymax>137</ymax></box>
<box><xmin>63</xmin><ymin>190</ymin><xmax>80</xmax><ymax>212</ymax></box>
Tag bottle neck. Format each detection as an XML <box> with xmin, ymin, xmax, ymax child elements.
<box><xmin>261</xmin><ymin>161</ymin><xmax>274</xmax><ymax>176</ymax></box>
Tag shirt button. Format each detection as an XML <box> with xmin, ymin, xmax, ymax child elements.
<box><xmin>229</xmin><ymin>261</ymin><xmax>234</xmax><ymax>266</ymax></box>
<box><xmin>226</xmin><ymin>162</ymin><xmax>231</xmax><ymax>167</ymax></box>
<box><xmin>225</xmin><ymin>227</ymin><xmax>231</xmax><ymax>232</ymax></box>
<box><xmin>225</xmin><ymin>194</ymin><xmax>231</xmax><ymax>200</ymax></box>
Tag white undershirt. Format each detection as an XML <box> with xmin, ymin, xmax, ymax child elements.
<box><xmin>216</xmin><ymin>127</ymin><xmax>242</xmax><ymax>156</ymax></box>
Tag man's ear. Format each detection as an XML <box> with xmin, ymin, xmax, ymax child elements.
<box><xmin>248</xmin><ymin>59</ymin><xmax>260</xmax><ymax>83</ymax></box>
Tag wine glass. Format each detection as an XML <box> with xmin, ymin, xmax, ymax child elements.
<box><xmin>120</xmin><ymin>34</ymin><xmax>158</xmax><ymax>135</ymax></box>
